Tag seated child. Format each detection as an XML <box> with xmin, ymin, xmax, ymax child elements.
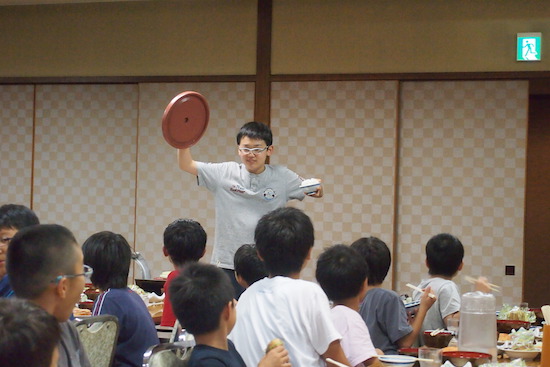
<box><xmin>8</xmin><ymin>224</ymin><xmax>91</xmax><ymax>367</ymax></box>
<box><xmin>351</xmin><ymin>237</ymin><xmax>435</xmax><ymax>354</ymax></box>
<box><xmin>229</xmin><ymin>207</ymin><xmax>350</xmax><ymax>367</ymax></box>
<box><xmin>0</xmin><ymin>298</ymin><xmax>60</xmax><ymax>367</ymax></box>
<box><xmin>169</xmin><ymin>262</ymin><xmax>291</xmax><ymax>367</ymax></box>
<box><xmin>315</xmin><ymin>244</ymin><xmax>378</xmax><ymax>367</ymax></box>
<box><xmin>161</xmin><ymin>218</ymin><xmax>207</xmax><ymax>327</ymax></box>
<box><xmin>0</xmin><ymin>203</ymin><xmax>40</xmax><ymax>298</ymax></box>
<box><xmin>412</xmin><ymin>233</ymin><xmax>463</xmax><ymax>337</ymax></box>
<box><xmin>82</xmin><ymin>231</ymin><xmax>159</xmax><ymax>367</ymax></box>
<box><xmin>233</xmin><ymin>244</ymin><xmax>268</xmax><ymax>289</ymax></box>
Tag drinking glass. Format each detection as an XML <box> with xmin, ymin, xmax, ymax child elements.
<box><xmin>419</xmin><ymin>347</ymin><xmax>442</xmax><ymax>367</ymax></box>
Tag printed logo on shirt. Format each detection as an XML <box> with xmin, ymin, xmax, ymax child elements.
<box><xmin>230</xmin><ymin>185</ymin><xmax>246</xmax><ymax>194</ymax></box>
<box><xmin>263</xmin><ymin>188</ymin><xmax>276</xmax><ymax>201</ymax></box>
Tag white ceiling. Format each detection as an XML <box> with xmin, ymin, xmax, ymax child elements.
<box><xmin>0</xmin><ymin>0</ymin><xmax>140</xmax><ymax>5</ymax></box>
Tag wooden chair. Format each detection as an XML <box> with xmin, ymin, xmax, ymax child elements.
<box><xmin>75</xmin><ymin>315</ymin><xmax>119</xmax><ymax>367</ymax></box>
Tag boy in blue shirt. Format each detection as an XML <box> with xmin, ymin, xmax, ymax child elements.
<box><xmin>169</xmin><ymin>263</ymin><xmax>290</xmax><ymax>367</ymax></box>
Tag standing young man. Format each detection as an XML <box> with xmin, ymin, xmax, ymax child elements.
<box><xmin>177</xmin><ymin>121</ymin><xmax>323</xmax><ymax>295</ymax></box>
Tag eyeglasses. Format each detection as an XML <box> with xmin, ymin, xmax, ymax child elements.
<box><xmin>238</xmin><ymin>146</ymin><xmax>270</xmax><ymax>155</ymax></box>
<box><xmin>51</xmin><ymin>265</ymin><xmax>93</xmax><ymax>284</ymax></box>
<box><xmin>0</xmin><ymin>237</ymin><xmax>12</xmax><ymax>247</ymax></box>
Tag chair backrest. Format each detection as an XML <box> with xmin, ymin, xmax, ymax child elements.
<box><xmin>75</xmin><ymin>315</ymin><xmax>119</xmax><ymax>367</ymax></box>
<box><xmin>143</xmin><ymin>341</ymin><xmax>193</xmax><ymax>367</ymax></box>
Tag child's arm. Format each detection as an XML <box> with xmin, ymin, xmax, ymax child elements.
<box><xmin>397</xmin><ymin>286</ymin><xmax>437</xmax><ymax>348</ymax></box>
<box><xmin>322</xmin><ymin>340</ymin><xmax>351</xmax><ymax>367</ymax></box>
<box><xmin>177</xmin><ymin>148</ymin><xmax>198</xmax><ymax>176</ymax></box>
<box><xmin>258</xmin><ymin>345</ymin><xmax>291</xmax><ymax>367</ymax></box>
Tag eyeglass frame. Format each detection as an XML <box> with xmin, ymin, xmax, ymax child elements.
<box><xmin>0</xmin><ymin>237</ymin><xmax>13</xmax><ymax>247</ymax></box>
<box><xmin>51</xmin><ymin>264</ymin><xmax>93</xmax><ymax>284</ymax></box>
<box><xmin>238</xmin><ymin>146</ymin><xmax>270</xmax><ymax>156</ymax></box>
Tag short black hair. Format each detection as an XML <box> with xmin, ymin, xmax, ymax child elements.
<box><xmin>82</xmin><ymin>231</ymin><xmax>132</xmax><ymax>290</ymax></box>
<box><xmin>0</xmin><ymin>204</ymin><xmax>39</xmax><ymax>230</ymax></box>
<box><xmin>7</xmin><ymin>224</ymin><xmax>78</xmax><ymax>299</ymax></box>
<box><xmin>316</xmin><ymin>244</ymin><xmax>369</xmax><ymax>301</ymax></box>
<box><xmin>163</xmin><ymin>219</ymin><xmax>207</xmax><ymax>267</ymax></box>
<box><xmin>234</xmin><ymin>244</ymin><xmax>268</xmax><ymax>286</ymax></box>
<box><xmin>169</xmin><ymin>263</ymin><xmax>235</xmax><ymax>335</ymax></box>
<box><xmin>0</xmin><ymin>298</ymin><xmax>60</xmax><ymax>367</ymax></box>
<box><xmin>351</xmin><ymin>236</ymin><xmax>390</xmax><ymax>285</ymax></box>
<box><xmin>425</xmin><ymin>233</ymin><xmax>464</xmax><ymax>277</ymax></box>
<box><xmin>254</xmin><ymin>207</ymin><xmax>314</xmax><ymax>276</ymax></box>
<box><xmin>236</xmin><ymin>121</ymin><xmax>273</xmax><ymax>146</ymax></box>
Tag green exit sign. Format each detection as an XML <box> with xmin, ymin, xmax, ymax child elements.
<box><xmin>517</xmin><ymin>33</ymin><xmax>542</xmax><ymax>61</ymax></box>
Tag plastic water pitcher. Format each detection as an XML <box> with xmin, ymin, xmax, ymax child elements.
<box><xmin>458</xmin><ymin>291</ymin><xmax>497</xmax><ymax>361</ymax></box>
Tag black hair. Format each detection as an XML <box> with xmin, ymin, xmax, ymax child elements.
<box><xmin>0</xmin><ymin>204</ymin><xmax>39</xmax><ymax>230</ymax></box>
<box><xmin>234</xmin><ymin>244</ymin><xmax>268</xmax><ymax>286</ymax></box>
<box><xmin>425</xmin><ymin>233</ymin><xmax>464</xmax><ymax>277</ymax></box>
<box><xmin>163</xmin><ymin>219</ymin><xmax>207</xmax><ymax>267</ymax></box>
<box><xmin>316</xmin><ymin>244</ymin><xmax>369</xmax><ymax>301</ymax></box>
<box><xmin>236</xmin><ymin>121</ymin><xmax>273</xmax><ymax>146</ymax></box>
<box><xmin>7</xmin><ymin>224</ymin><xmax>78</xmax><ymax>299</ymax></box>
<box><xmin>0</xmin><ymin>298</ymin><xmax>61</xmax><ymax>367</ymax></box>
<box><xmin>82</xmin><ymin>231</ymin><xmax>131</xmax><ymax>290</ymax></box>
<box><xmin>350</xmin><ymin>236</ymin><xmax>391</xmax><ymax>286</ymax></box>
<box><xmin>254</xmin><ymin>207</ymin><xmax>314</xmax><ymax>276</ymax></box>
<box><xmin>169</xmin><ymin>263</ymin><xmax>235</xmax><ymax>335</ymax></box>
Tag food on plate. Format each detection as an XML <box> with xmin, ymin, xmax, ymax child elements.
<box><xmin>73</xmin><ymin>307</ymin><xmax>92</xmax><ymax>316</ymax></box>
<box><xmin>265</xmin><ymin>338</ymin><xmax>284</xmax><ymax>353</ymax></box>
<box><xmin>498</xmin><ymin>304</ymin><xmax>536</xmax><ymax>323</ymax></box>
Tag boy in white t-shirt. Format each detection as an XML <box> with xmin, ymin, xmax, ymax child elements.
<box><xmin>316</xmin><ymin>244</ymin><xmax>379</xmax><ymax>367</ymax></box>
<box><xmin>229</xmin><ymin>207</ymin><xmax>349</xmax><ymax>367</ymax></box>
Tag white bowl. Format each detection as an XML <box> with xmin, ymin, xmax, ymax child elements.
<box><xmin>498</xmin><ymin>347</ymin><xmax>540</xmax><ymax>361</ymax></box>
<box><xmin>299</xmin><ymin>179</ymin><xmax>320</xmax><ymax>194</ymax></box>
<box><xmin>378</xmin><ymin>355</ymin><xmax>417</xmax><ymax>367</ymax></box>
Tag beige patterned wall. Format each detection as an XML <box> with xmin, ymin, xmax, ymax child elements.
<box><xmin>0</xmin><ymin>80</ymin><xmax>528</xmax><ymax>304</ymax></box>
<box><xmin>0</xmin><ymin>85</ymin><xmax>34</xmax><ymax>207</ymax></box>
<box><xmin>396</xmin><ymin>81</ymin><xmax>528</xmax><ymax>305</ymax></box>
<box><xmin>32</xmin><ymin>84</ymin><xmax>138</xmax><ymax>245</ymax></box>
<box><xmin>271</xmin><ymin>81</ymin><xmax>399</xmax><ymax>281</ymax></box>
<box><xmin>136</xmin><ymin>82</ymin><xmax>255</xmax><ymax>277</ymax></box>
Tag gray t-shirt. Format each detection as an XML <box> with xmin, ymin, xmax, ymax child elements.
<box><xmin>412</xmin><ymin>277</ymin><xmax>461</xmax><ymax>335</ymax></box>
<box><xmin>197</xmin><ymin>161</ymin><xmax>305</xmax><ymax>269</ymax></box>
<box><xmin>359</xmin><ymin>287</ymin><xmax>412</xmax><ymax>354</ymax></box>
<box><xmin>58</xmin><ymin>320</ymin><xmax>91</xmax><ymax>367</ymax></box>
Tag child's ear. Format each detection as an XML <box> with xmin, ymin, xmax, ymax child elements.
<box><xmin>200</xmin><ymin>248</ymin><xmax>206</xmax><ymax>258</ymax></box>
<box><xmin>235</xmin><ymin>273</ymin><xmax>248</xmax><ymax>289</ymax></box>
<box><xmin>458</xmin><ymin>261</ymin><xmax>464</xmax><ymax>271</ymax></box>
<box><xmin>162</xmin><ymin>246</ymin><xmax>169</xmax><ymax>257</ymax></box>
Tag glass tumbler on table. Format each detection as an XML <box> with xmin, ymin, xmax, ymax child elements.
<box><xmin>419</xmin><ymin>347</ymin><xmax>442</xmax><ymax>367</ymax></box>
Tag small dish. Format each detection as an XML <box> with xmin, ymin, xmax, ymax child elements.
<box><xmin>299</xmin><ymin>178</ymin><xmax>320</xmax><ymax>195</ymax></box>
<box><xmin>379</xmin><ymin>355</ymin><xmax>417</xmax><ymax>367</ymax></box>
<box><xmin>498</xmin><ymin>347</ymin><xmax>541</xmax><ymax>361</ymax></box>
<box><xmin>442</xmin><ymin>351</ymin><xmax>492</xmax><ymax>367</ymax></box>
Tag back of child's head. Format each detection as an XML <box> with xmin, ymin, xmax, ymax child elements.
<box><xmin>0</xmin><ymin>204</ymin><xmax>39</xmax><ymax>230</ymax></box>
<box><xmin>163</xmin><ymin>218</ymin><xmax>207</xmax><ymax>267</ymax></box>
<box><xmin>7</xmin><ymin>224</ymin><xmax>78</xmax><ymax>300</ymax></box>
<box><xmin>316</xmin><ymin>244</ymin><xmax>369</xmax><ymax>301</ymax></box>
<box><xmin>254</xmin><ymin>207</ymin><xmax>314</xmax><ymax>277</ymax></box>
<box><xmin>234</xmin><ymin>244</ymin><xmax>268</xmax><ymax>286</ymax></box>
<box><xmin>82</xmin><ymin>231</ymin><xmax>131</xmax><ymax>289</ymax></box>
<box><xmin>350</xmin><ymin>236</ymin><xmax>391</xmax><ymax>286</ymax></box>
<box><xmin>425</xmin><ymin>233</ymin><xmax>464</xmax><ymax>277</ymax></box>
<box><xmin>0</xmin><ymin>298</ymin><xmax>60</xmax><ymax>367</ymax></box>
<box><xmin>169</xmin><ymin>262</ymin><xmax>235</xmax><ymax>336</ymax></box>
<box><xmin>236</xmin><ymin>121</ymin><xmax>273</xmax><ymax>146</ymax></box>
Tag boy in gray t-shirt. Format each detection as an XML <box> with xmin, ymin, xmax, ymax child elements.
<box><xmin>177</xmin><ymin>121</ymin><xmax>323</xmax><ymax>296</ymax></box>
<box><xmin>352</xmin><ymin>236</ymin><xmax>435</xmax><ymax>354</ymax></box>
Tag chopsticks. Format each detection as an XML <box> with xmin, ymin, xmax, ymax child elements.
<box><xmin>376</xmin><ymin>355</ymin><xmax>436</xmax><ymax>363</ymax></box>
<box><xmin>464</xmin><ymin>276</ymin><xmax>501</xmax><ymax>293</ymax></box>
<box><xmin>430</xmin><ymin>328</ymin><xmax>444</xmax><ymax>336</ymax></box>
<box><xmin>326</xmin><ymin>358</ymin><xmax>350</xmax><ymax>367</ymax></box>
<box><xmin>406</xmin><ymin>283</ymin><xmax>436</xmax><ymax>299</ymax></box>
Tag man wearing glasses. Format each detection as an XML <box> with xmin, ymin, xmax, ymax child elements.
<box><xmin>178</xmin><ymin>121</ymin><xmax>323</xmax><ymax>297</ymax></box>
<box><xmin>0</xmin><ymin>204</ymin><xmax>39</xmax><ymax>298</ymax></box>
<box><xmin>7</xmin><ymin>224</ymin><xmax>92</xmax><ymax>367</ymax></box>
